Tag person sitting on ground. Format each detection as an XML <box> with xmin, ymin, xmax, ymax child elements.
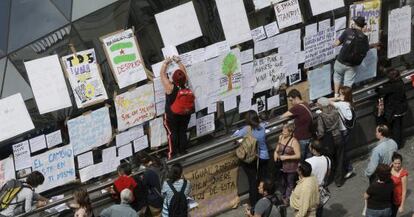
<box><xmin>71</xmin><ymin>188</ymin><xmax>94</xmax><ymax>217</ymax></box>
<box><xmin>364</xmin><ymin>164</ymin><xmax>394</xmax><ymax>217</ymax></box>
<box><xmin>306</xmin><ymin>140</ymin><xmax>331</xmax><ymax>217</ymax></box>
<box><xmin>161</xmin><ymin>163</ymin><xmax>191</xmax><ymax>217</ymax></box>
<box><xmin>245</xmin><ymin>179</ymin><xmax>281</xmax><ymax>217</ymax></box>
<box><xmin>282</xmin><ymin>89</ymin><xmax>313</xmax><ymax>160</ymax></box>
<box><xmin>0</xmin><ymin>171</ymin><xmax>48</xmax><ymax>216</ymax></box>
<box><xmin>333</xmin><ymin>16</ymin><xmax>370</xmax><ymax>95</ymax></box>
<box><xmin>364</xmin><ymin>125</ymin><xmax>398</xmax><ymax>182</ymax></box>
<box><xmin>329</xmin><ymin>86</ymin><xmax>355</xmax><ymax>179</ymax></box>
<box><xmin>316</xmin><ymin>97</ymin><xmax>344</xmax><ymax>187</ymax></box>
<box><xmin>390</xmin><ymin>152</ymin><xmax>408</xmax><ymax>217</ymax></box>
<box><xmin>100</xmin><ymin>189</ymin><xmax>137</xmax><ymax>217</ymax></box>
<box><xmin>290</xmin><ymin>161</ymin><xmax>319</xmax><ymax>217</ymax></box>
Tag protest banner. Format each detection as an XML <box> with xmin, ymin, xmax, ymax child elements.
<box><xmin>274</xmin><ymin>0</ymin><xmax>302</xmax><ymax>29</ymax></box>
<box><xmin>32</xmin><ymin>145</ymin><xmax>76</xmax><ymax>193</ymax></box>
<box><xmin>253</xmin><ymin>53</ymin><xmax>286</xmax><ymax>93</ymax></box>
<box><xmin>101</xmin><ymin>29</ymin><xmax>147</xmax><ymax>89</ymax></box>
<box><xmin>61</xmin><ymin>49</ymin><xmax>108</xmax><ymax>108</ymax></box>
<box><xmin>387</xmin><ymin>6</ymin><xmax>411</xmax><ymax>58</ymax></box>
<box><xmin>304</xmin><ymin>26</ymin><xmax>336</xmax><ymax>69</ymax></box>
<box><xmin>349</xmin><ymin>0</ymin><xmax>381</xmax><ymax>44</ymax></box>
<box><xmin>184</xmin><ymin>152</ymin><xmax>239</xmax><ymax>217</ymax></box>
<box><xmin>67</xmin><ymin>106</ymin><xmax>112</xmax><ymax>155</ymax></box>
<box><xmin>114</xmin><ymin>84</ymin><xmax>156</xmax><ymax>131</ymax></box>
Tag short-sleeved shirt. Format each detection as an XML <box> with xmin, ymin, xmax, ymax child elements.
<box><xmin>306</xmin><ymin>155</ymin><xmax>331</xmax><ymax>185</ymax></box>
<box><xmin>254</xmin><ymin>197</ymin><xmax>281</xmax><ymax>217</ymax></box>
<box><xmin>289</xmin><ymin>103</ymin><xmax>312</xmax><ymax>140</ymax></box>
<box><xmin>233</xmin><ymin>123</ymin><xmax>269</xmax><ymax>160</ymax></box>
<box><xmin>0</xmin><ymin>186</ymin><xmax>37</xmax><ymax>216</ymax></box>
<box><xmin>366</xmin><ymin>181</ymin><xmax>393</xmax><ymax>210</ymax></box>
<box><xmin>332</xmin><ymin>101</ymin><xmax>352</xmax><ymax>131</ymax></box>
<box><xmin>391</xmin><ymin>169</ymin><xmax>408</xmax><ymax>206</ymax></box>
<box><xmin>337</xmin><ymin>28</ymin><xmax>369</xmax><ymax>66</ymax></box>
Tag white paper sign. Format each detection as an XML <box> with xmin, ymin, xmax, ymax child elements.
<box><xmin>0</xmin><ymin>94</ymin><xmax>34</xmax><ymax>142</ymax></box>
<box><xmin>77</xmin><ymin>151</ymin><xmax>94</xmax><ymax>169</ymax></box>
<box><xmin>253</xmin><ymin>0</ymin><xmax>284</xmax><ymax>10</ymax></box>
<box><xmin>264</xmin><ymin>21</ymin><xmax>280</xmax><ymax>37</ymax></box>
<box><xmin>223</xmin><ymin>96</ymin><xmax>238</xmax><ymax>112</ymax></box>
<box><xmin>241</xmin><ymin>62</ymin><xmax>256</xmax><ymax>88</ymax></box>
<box><xmin>116</xmin><ymin>125</ymin><xmax>144</xmax><ymax>147</ymax></box>
<box><xmin>133</xmin><ymin>135</ymin><xmax>149</xmax><ymax>153</ymax></box>
<box><xmin>388</xmin><ymin>6</ymin><xmax>412</xmax><ymax>58</ymax></box>
<box><xmin>24</xmin><ymin>55</ymin><xmax>72</xmax><ymax>114</ymax></box>
<box><xmin>304</xmin><ymin>26</ymin><xmax>336</xmax><ymax>68</ymax></box>
<box><xmin>13</xmin><ymin>141</ymin><xmax>31</xmax><ymax>171</ymax></box>
<box><xmin>118</xmin><ymin>143</ymin><xmax>133</xmax><ymax>160</ymax></box>
<box><xmin>196</xmin><ymin>114</ymin><xmax>215</xmax><ymax>136</ymax></box>
<box><xmin>32</xmin><ymin>144</ymin><xmax>76</xmax><ymax>192</ymax></box>
<box><xmin>251</xmin><ymin>26</ymin><xmax>267</xmax><ymax>42</ymax></box>
<box><xmin>274</xmin><ymin>0</ymin><xmax>303</xmax><ymax>29</ymax></box>
<box><xmin>149</xmin><ymin>117</ymin><xmax>167</xmax><ymax>148</ymax></box>
<box><xmin>188</xmin><ymin>113</ymin><xmax>197</xmax><ymax>128</ymax></box>
<box><xmin>155</xmin><ymin>2</ymin><xmax>202</xmax><ymax>46</ymax></box>
<box><xmin>29</xmin><ymin>135</ymin><xmax>47</xmax><ymax>153</ymax></box>
<box><xmin>46</xmin><ymin>130</ymin><xmax>63</xmax><ymax>148</ymax></box>
<box><xmin>101</xmin><ymin>29</ymin><xmax>147</xmax><ymax>89</ymax></box>
<box><xmin>309</xmin><ymin>0</ymin><xmax>344</xmax><ymax>16</ymax></box>
<box><xmin>61</xmin><ymin>49</ymin><xmax>108</xmax><ymax>108</ymax></box>
<box><xmin>216</xmin><ymin>0</ymin><xmax>252</xmax><ymax>46</ymax></box>
<box><xmin>162</xmin><ymin>46</ymin><xmax>179</xmax><ymax>58</ymax></box>
<box><xmin>308</xmin><ymin>64</ymin><xmax>332</xmax><ymax>100</ymax></box>
<box><xmin>187</xmin><ymin>61</ymin><xmax>211</xmax><ymax>111</ymax></box>
<box><xmin>0</xmin><ymin>156</ymin><xmax>16</xmax><ymax>187</ymax></box>
<box><xmin>115</xmin><ymin>84</ymin><xmax>156</xmax><ymax>131</ymax></box>
<box><xmin>267</xmin><ymin>95</ymin><xmax>280</xmax><ymax>110</ymax></box>
<box><xmin>318</xmin><ymin>19</ymin><xmax>331</xmax><ymax>31</ymax></box>
<box><xmin>240</xmin><ymin>49</ymin><xmax>254</xmax><ymax>64</ymax></box>
<box><xmin>355</xmin><ymin>49</ymin><xmax>378</xmax><ymax>83</ymax></box>
<box><xmin>67</xmin><ymin>107</ymin><xmax>112</xmax><ymax>155</ymax></box>
<box><xmin>305</xmin><ymin>23</ymin><xmax>318</xmax><ymax>36</ymax></box>
<box><xmin>253</xmin><ymin>53</ymin><xmax>286</xmax><ymax>93</ymax></box>
<box><xmin>335</xmin><ymin>16</ymin><xmax>347</xmax><ymax>31</ymax></box>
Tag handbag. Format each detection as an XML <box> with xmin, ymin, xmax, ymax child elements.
<box><xmin>274</xmin><ymin>136</ymin><xmax>293</xmax><ymax>174</ymax></box>
<box><xmin>319</xmin><ymin>156</ymin><xmax>331</xmax><ymax>207</ymax></box>
<box><xmin>236</xmin><ymin>126</ymin><xmax>257</xmax><ymax>163</ymax></box>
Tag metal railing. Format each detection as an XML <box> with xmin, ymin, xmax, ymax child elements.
<box><xmin>18</xmin><ymin>69</ymin><xmax>414</xmax><ymax>217</ymax></box>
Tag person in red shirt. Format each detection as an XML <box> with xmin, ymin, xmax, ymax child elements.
<box><xmin>282</xmin><ymin>89</ymin><xmax>313</xmax><ymax>160</ymax></box>
<box><xmin>390</xmin><ymin>152</ymin><xmax>408</xmax><ymax>217</ymax></box>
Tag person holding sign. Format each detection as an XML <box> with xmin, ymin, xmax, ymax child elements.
<box><xmin>333</xmin><ymin>16</ymin><xmax>370</xmax><ymax>96</ymax></box>
<box><xmin>161</xmin><ymin>56</ymin><xmax>195</xmax><ymax>159</ymax></box>
<box><xmin>0</xmin><ymin>171</ymin><xmax>48</xmax><ymax>217</ymax></box>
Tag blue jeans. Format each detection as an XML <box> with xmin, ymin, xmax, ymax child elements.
<box><xmin>366</xmin><ymin>208</ymin><xmax>392</xmax><ymax>217</ymax></box>
<box><xmin>299</xmin><ymin>139</ymin><xmax>311</xmax><ymax>160</ymax></box>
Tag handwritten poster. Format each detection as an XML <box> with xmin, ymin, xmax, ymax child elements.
<box><xmin>253</xmin><ymin>53</ymin><xmax>285</xmax><ymax>93</ymax></box>
<box><xmin>274</xmin><ymin>0</ymin><xmax>303</xmax><ymax>29</ymax></box>
<box><xmin>0</xmin><ymin>156</ymin><xmax>15</xmax><ymax>187</ymax></box>
<box><xmin>264</xmin><ymin>21</ymin><xmax>279</xmax><ymax>37</ymax></box>
<box><xmin>13</xmin><ymin>141</ymin><xmax>31</xmax><ymax>171</ymax></box>
<box><xmin>349</xmin><ymin>0</ymin><xmax>381</xmax><ymax>44</ymax></box>
<box><xmin>0</xmin><ymin>94</ymin><xmax>34</xmax><ymax>142</ymax></box>
<box><xmin>149</xmin><ymin>117</ymin><xmax>167</xmax><ymax>148</ymax></box>
<box><xmin>118</xmin><ymin>143</ymin><xmax>133</xmax><ymax>160</ymax></box>
<box><xmin>355</xmin><ymin>49</ymin><xmax>378</xmax><ymax>83</ymax></box>
<box><xmin>251</xmin><ymin>26</ymin><xmax>267</xmax><ymax>42</ymax></box>
<box><xmin>187</xmin><ymin>61</ymin><xmax>210</xmax><ymax>111</ymax></box>
<box><xmin>196</xmin><ymin>114</ymin><xmax>215</xmax><ymax>136</ymax></box>
<box><xmin>308</xmin><ymin>64</ymin><xmax>332</xmax><ymax>100</ymax></box>
<box><xmin>32</xmin><ymin>145</ymin><xmax>75</xmax><ymax>193</ymax></box>
<box><xmin>387</xmin><ymin>6</ymin><xmax>412</xmax><ymax>59</ymax></box>
<box><xmin>216</xmin><ymin>0</ymin><xmax>252</xmax><ymax>46</ymax></box>
<box><xmin>115</xmin><ymin>84</ymin><xmax>156</xmax><ymax>131</ymax></box>
<box><xmin>116</xmin><ymin>125</ymin><xmax>144</xmax><ymax>147</ymax></box>
<box><xmin>61</xmin><ymin>49</ymin><xmax>108</xmax><ymax>108</ymax></box>
<box><xmin>155</xmin><ymin>2</ymin><xmax>202</xmax><ymax>46</ymax></box>
<box><xmin>46</xmin><ymin>130</ymin><xmax>63</xmax><ymax>148</ymax></box>
<box><xmin>309</xmin><ymin>0</ymin><xmax>344</xmax><ymax>16</ymax></box>
<box><xmin>77</xmin><ymin>151</ymin><xmax>94</xmax><ymax>169</ymax></box>
<box><xmin>101</xmin><ymin>29</ymin><xmax>147</xmax><ymax>89</ymax></box>
<box><xmin>215</xmin><ymin>49</ymin><xmax>242</xmax><ymax>99</ymax></box>
<box><xmin>24</xmin><ymin>55</ymin><xmax>72</xmax><ymax>114</ymax></box>
<box><xmin>184</xmin><ymin>153</ymin><xmax>239</xmax><ymax>217</ymax></box>
<box><xmin>67</xmin><ymin>107</ymin><xmax>112</xmax><ymax>155</ymax></box>
<box><xmin>29</xmin><ymin>135</ymin><xmax>47</xmax><ymax>153</ymax></box>
<box><xmin>304</xmin><ymin>26</ymin><xmax>336</xmax><ymax>68</ymax></box>
<box><xmin>133</xmin><ymin>135</ymin><xmax>149</xmax><ymax>153</ymax></box>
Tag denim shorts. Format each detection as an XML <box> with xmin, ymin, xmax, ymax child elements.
<box><xmin>333</xmin><ymin>60</ymin><xmax>357</xmax><ymax>87</ymax></box>
<box><xmin>366</xmin><ymin>207</ymin><xmax>391</xmax><ymax>217</ymax></box>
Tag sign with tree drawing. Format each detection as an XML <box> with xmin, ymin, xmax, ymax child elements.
<box><xmin>61</xmin><ymin>49</ymin><xmax>108</xmax><ymax>108</ymax></box>
<box><xmin>101</xmin><ymin>29</ymin><xmax>147</xmax><ymax>89</ymax></box>
<box><xmin>214</xmin><ymin>48</ymin><xmax>242</xmax><ymax>100</ymax></box>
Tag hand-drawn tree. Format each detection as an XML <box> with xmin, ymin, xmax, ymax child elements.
<box><xmin>221</xmin><ymin>52</ymin><xmax>238</xmax><ymax>91</ymax></box>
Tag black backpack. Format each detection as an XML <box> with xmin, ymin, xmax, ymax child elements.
<box><xmin>341</xmin><ymin>29</ymin><xmax>369</xmax><ymax>66</ymax></box>
<box><xmin>339</xmin><ymin>107</ymin><xmax>356</xmax><ymax>129</ymax></box>
<box><xmin>266</xmin><ymin>193</ymin><xmax>286</xmax><ymax>217</ymax></box>
<box><xmin>167</xmin><ymin>180</ymin><xmax>188</xmax><ymax>217</ymax></box>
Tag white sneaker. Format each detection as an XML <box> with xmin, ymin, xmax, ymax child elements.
<box><xmin>344</xmin><ymin>169</ymin><xmax>354</xmax><ymax>179</ymax></box>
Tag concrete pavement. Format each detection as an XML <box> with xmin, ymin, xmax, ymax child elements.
<box><xmin>218</xmin><ymin>136</ymin><xmax>414</xmax><ymax>217</ymax></box>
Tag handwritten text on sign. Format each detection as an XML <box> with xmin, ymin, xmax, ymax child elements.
<box><xmin>32</xmin><ymin>145</ymin><xmax>76</xmax><ymax>193</ymax></box>
<box><xmin>304</xmin><ymin>26</ymin><xmax>336</xmax><ymax>68</ymax></box>
<box><xmin>67</xmin><ymin>107</ymin><xmax>112</xmax><ymax>155</ymax></box>
<box><xmin>102</xmin><ymin>29</ymin><xmax>147</xmax><ymax>89</ymax></box>
<box><xmin>184</xmin><ymin>153</ymin><xmax>239</xmax><ymax>217</ymax></box>
<box><xmin>253</xmin><ymin>53</ymin><xmax>285</xmax><ymax>93</ymax></box>
<box><xmin>115</xmin><ymin>84</ymin><xmax>156</xmax><ymax>131</ymax></box>
<box><xmin>274</xmin><ymin>0</ymin><xmax>302</xmax><ymax>29</ymax></box>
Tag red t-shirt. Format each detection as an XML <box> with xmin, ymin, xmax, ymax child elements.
<box><xmin>289</xmin><ymin>103</ymin><xmax>312</xmax><ymax>140</ymax></box>
<box><xmin>391</xmin><ymin>169</ymin><xmax>408</xmax><ymax>206</ymax></box>
<box><xmin>113</xmin><ymin>175</ymin><xmax>137</xmax><ymax>201</ymax></box>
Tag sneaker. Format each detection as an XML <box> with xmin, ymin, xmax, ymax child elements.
<box><xmin>344</xmin><ymin>169</ymin><xmax>354</xmax><ymax>179</ymax></box>
<box><xmin>230</xmin><ymin>196</ymin><xmax>240</xmax><ymax>209</ymax></box>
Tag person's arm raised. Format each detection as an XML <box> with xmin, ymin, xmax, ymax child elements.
<box><xmin>160</xmin><ymin>57</ymin><xmax>174</xmax><ymax>94</ymax></box>
<box><xmin>173</xmin><ymin>55</ymin><xmax>189</xmax><ymax>83</ymax></box>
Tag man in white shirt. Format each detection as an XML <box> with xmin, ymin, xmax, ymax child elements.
<box><xmin>306</xmin><ymin>140</ymin><xmax>331</xmax><ymax>217</ymax></box>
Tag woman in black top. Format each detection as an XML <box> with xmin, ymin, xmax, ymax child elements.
<box><xmin>364</xmin><ymin>164</ymin><xmax>394</xmax><ymax>217</ymax></box>
<box><xmin>376</xmin><ymin>69</ymin><xmax>407</xmax><ymax>149</ymax></box>
<box><xmin>160</xmin><ymin>56</ymin><xmax>191</xmax><ymax>159</ymax></box>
